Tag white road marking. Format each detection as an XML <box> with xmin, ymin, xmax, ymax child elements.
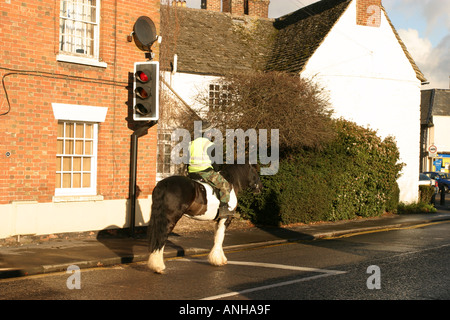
<box><xmin>201</xmin><ymin>272</ymin><xmax>344</xmax><ymax>300</ymax></box>
<box><xmin>225</xmin><ymin>260</ymin><xmax>346</xmax><ymax>274</ymax></box>
<box><xmin>174</xmin><ymin>258</ymin><xmax>347</xmax><ymax>300</ymax></box>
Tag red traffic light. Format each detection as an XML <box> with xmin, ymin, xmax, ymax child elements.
<box><xmin>136</xmin><ymin>71</ymin><xmax>150</xmax><ymax>82</ymax></box>
<box><xmin>133</xmin><ymin>61</ymin><xmax>159</xmax><ymax>121</ymax></box>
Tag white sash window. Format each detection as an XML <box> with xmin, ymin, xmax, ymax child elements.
<box><xmin>56</xmin><ymin>121</ymin><xmax>98</xmax><ymax>196</ymax></box>
<box><xmin>52</xmin><ymin>103</ymin><xmax>107</xmax><ymax>196</ymax></box>
<box><xmin>58</xmin><ymin>0</ymin><xmax>106</xmax><ymax>67</ymax></box>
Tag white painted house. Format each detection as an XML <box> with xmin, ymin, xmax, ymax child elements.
<box><xmin>160</xmin><ymin>0</ymin><xmax>426</xmax><ymax>203</ymax></box>
<box><xmin>297</xmin><ymin>0</ymin><xmax>427</xmax><ymax>203</ymax></box>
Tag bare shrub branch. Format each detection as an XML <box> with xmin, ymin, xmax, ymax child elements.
<box><xmin>199</xmin><ymin>71</ymin><xmax>335</xmax><ymax>151</ymax></box>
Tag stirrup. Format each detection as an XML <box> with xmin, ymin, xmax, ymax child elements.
<box><xmin>217</xmin><ymin>206</ymin><xmax>240</xmax><ymax>219</ymax></box>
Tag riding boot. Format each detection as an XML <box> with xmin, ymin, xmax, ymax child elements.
<box><xmin>217</xmin><ymin>205</ymin><xmax>240</xmax><ymax>219</ymax></box>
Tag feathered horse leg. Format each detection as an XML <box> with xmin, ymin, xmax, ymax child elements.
<box><xmin>208</xmin><ymin>218</ymin><xmax>228</xmax><ymax>266</ymax></box>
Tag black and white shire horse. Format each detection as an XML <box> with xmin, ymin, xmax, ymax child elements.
<box><xmin>147</xmin><ymin>164</ymin><xmax>262</xmax><ymax>274</ymax></box>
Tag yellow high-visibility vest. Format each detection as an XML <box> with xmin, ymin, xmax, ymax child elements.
<box><xmin>189</xmin><ymin>137</ymin><xmax>213</xmax><ymax>173</ymax></box>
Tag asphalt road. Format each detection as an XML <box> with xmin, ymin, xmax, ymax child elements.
<box><xmin>1</xmin><ymin>221</ymin><xmax>449</xmax><ymax>302</ymax></box>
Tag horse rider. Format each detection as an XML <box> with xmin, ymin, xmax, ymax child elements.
<box><xmin>188</xmin><ymin>121</ymin><xmax>235</xmax><ymax>219</ymax></box>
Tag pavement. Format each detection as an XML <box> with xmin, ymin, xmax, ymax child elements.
<box><xmin>1</xmin><ymin>205</ymin><xmax>450</xmax><ymax>280</ymax></box>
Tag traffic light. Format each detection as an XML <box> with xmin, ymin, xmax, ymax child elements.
<box><xmin>133</xmin><ymin>61</ymin><xmax>159</xmax><ymax>121</ymax></box>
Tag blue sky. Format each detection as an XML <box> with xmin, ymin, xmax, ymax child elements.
<box><xmin>181</xmin><ymin>0</ymin><xmax>449</xmax><ymax>88</ymax></box>
<box><xmin>381</xmin><ymin>0</ymin><xmax>449</xmax><ymax>88</ymax></box>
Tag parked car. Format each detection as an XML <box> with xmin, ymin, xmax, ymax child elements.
<box><xmin>423</xmin><ymin>172</ymin><xmax>450</xmax><ymax>193</ymax></box>
<box><xmin>419</xmin><ymin>173</ymin><xmax>435</xmax><ymax>186</ymax></box>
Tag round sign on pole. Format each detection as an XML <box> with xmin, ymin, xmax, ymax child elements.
<box><xmin>133</xmin><ymin>16</ymin><xmax>157</xmax><ymax>52</ymax></box>
<box><xmin>428</xmin><ymin>145</ymin><xmax>437</xmax><ymax>156</ymax></box>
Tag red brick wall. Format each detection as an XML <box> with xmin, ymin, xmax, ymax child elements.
<box><xmin>248</xmin><ymin>0</ymin><xmax>269</xmax><ymax>18</ymax></box>
<box><xmin>356</xmin><ymin>0</ymin><xmax>381</xmax><ymax>27</ymax></box>
<box><xmin>222</xmin><ymin>0</ymin><xmax>231</xmax><ymax>13</ymax></box>
<box><xmin>0</xmin><ymin>0</ymin><xmax>160</xmax><ymax>204</ymax></box>
<box><xmin>231</xmin><ymin>0</ymin><xmax>245</xmax><ymax>16</ymax></box>
<box><xmin>205</xmin><ymin>0</ymin><xmax>269</xmax><ymax>18</ymax></box>
<box><xmin>207</xmin><ymin>0</ymin><xmax>222</xmax><ymax>12</ymax></box>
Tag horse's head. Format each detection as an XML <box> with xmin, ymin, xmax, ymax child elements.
<box><xmin>221</xmin><ymin>164</ymin><xmax>263</xmax><ymax>194</ymax></box>
<box><xmin>248</xmin><ymin>164</ymin><xmax>263</xmax><ymax>194</ymax></box>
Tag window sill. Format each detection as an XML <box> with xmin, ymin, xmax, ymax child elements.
<box><xmin>52</xmin><ymin>195</ymin><xmax>104</xmax><ymax>203</ymax></box>
<box><xmin>57</xmin><ymin>54</ymin><xmax>107</xmax><ymax>68</ymax></box>
<box><xmin>52</xmin><ymin>103</ymin><xmax>108</xmax><ymax>122</ymax></box>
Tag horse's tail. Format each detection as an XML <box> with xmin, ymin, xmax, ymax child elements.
<box><xmin>148</xmin><ymin>184</ymin><xmax>168</xmax><ymax>253</ymax></box>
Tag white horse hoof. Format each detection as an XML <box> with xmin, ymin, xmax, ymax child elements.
<box><xmin>147</xmin><ymin>248</ymin><xmax>166</xmax><ymax>274</ymax></box>
<box><xmin>153</xmin><ymin>268</ymin><xmax>166</xmax><ymax>274</ymax></box>
<box><xmin>148</xmin><ymin>262</ymin><xmax>166</xmax><ymax>274</ymax></box>
<box><xmin>208</xmin><ymin>250</ymin><xmax>228</xmax><ymax>266</ymax></box>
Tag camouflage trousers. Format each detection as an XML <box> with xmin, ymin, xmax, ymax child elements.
<box><xmin>190</xmin><ymin>170</ymin><xmax>231</xmax><ymax>204</ymax></box>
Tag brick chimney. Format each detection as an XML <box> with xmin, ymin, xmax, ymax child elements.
<box><xmin>247</xmin><ymin>0</ymin><xmax>270</xmax><ymax>18</ymax></box>
<box><xmin>356</xmin><ymin>0</ymin><xmax>381</xmax><ymax>27</ymax></box>
<box><xmin>204</xmin><ymin>0</ymin><xmax>221</xmax><ymax>12</ymax></box>
<box><xmin>202</xmin><ymin>0</ymin><xmax>270</xmax><ymax>18</ymax></box>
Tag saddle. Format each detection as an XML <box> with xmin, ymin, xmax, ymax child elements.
<box><xmin>188</xmin><ymin>173</ymin><xmax>238</xmax><ymax>220</ymax></box>
<box><xmin>184</xmin><ymin>176</ymin><xmax>222</xmax><ymax>220</ymax></box>
<box><xmin>188</xmin><ymin>172</ymin><xmax>221</xmax><ymax>198</ymax></box>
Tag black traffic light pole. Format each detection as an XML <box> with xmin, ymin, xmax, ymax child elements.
<box><xmin>129</xmin><ymin>56</ymin><xmax>159</xmax><ymax>237</ymax></box>
<box><xmin>129</xmin><ymin>15</ymin><xmax>160</xmax><ymax>237</ymax></box>
<box><xmin>129</xmin><ymin>122</ymin><xmax>154</xmax><ymax>237</ymax></box>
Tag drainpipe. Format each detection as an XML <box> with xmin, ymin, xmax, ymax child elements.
<box><xmin>170</xmin><ymin>54</ymin><xmax>177</xmax><ymax>86</ymax></box>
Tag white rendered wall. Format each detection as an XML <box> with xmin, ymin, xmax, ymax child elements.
<box><xmin>302</xmin><ymin>0</ymin><xmax>422</xmax><ymax>203</ymax></box>
<box><xmin>164</xmin><ymin>71</ymin><xmax>220</xmax><ymax>117</ymax></box>
<box><xmin>0</xmin><ymin>198</ymin><xmax>152</xmax><ymax>239</ymax></box>
<box><xmin>433</xmin><ymin>116</ymin><xmax>450</xmax><ymax>153</ymax></box>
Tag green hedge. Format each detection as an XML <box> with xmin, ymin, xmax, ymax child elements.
<box><xmin>418</xmin><ymin>185</ymin><xmax>435</xmax><ymax>204</ymax></box>
<box><xmin>238</xmin><ymin>119</ymin><xmax>403</xmax><ymax>225</ymax></box>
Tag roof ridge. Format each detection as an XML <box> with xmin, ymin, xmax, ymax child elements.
<box><xmin>273</xmin><ymin>0</ymin><xmax>350</xmax><ymax>28</ymax></box>
<box><xmin>266</xmin><ymin>0</ymin><xmax>351</xmax><ymax>73</ymax></box>
<box><xmin>160</xmin><ymin>1</ymin><xmax>427</xmax><ymax>82</ymax></box>
<box><xmin>380</xmin><ymin>5</ymin><xmax>427</xmax><ymax>82</ymax></box>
